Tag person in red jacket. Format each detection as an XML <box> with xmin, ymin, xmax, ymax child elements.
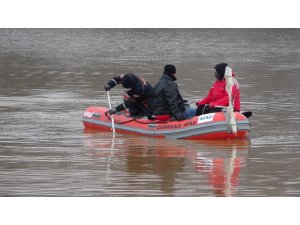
<box><xmin>196</xmin><ymin>63</ymin><xmax>240</xmax><ymax>116</ymax></box>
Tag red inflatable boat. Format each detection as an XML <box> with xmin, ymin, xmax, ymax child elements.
<box><xmin>82</xmin><ymin>106</ymin><xmax>251</xmax><ymax>140</ymax></box>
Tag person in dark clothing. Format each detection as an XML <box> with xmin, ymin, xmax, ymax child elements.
<box><xmin>152</xmin><ymin>64</ymin><xmax>196</xmax><ymax>121</ymax></box>
<box><xmin>104</xmin><ymin>73</ymin><xmax>153</xmax><ymax>117</ymax></box>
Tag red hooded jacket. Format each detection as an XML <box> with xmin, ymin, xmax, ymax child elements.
<box><xmin>196</xmin><ymin>73</ymin><xmax>240</xmax><ymax>111</ymax></box>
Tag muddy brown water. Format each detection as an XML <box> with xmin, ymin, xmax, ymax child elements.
<box><xmin>0</xmin><ymin>29</ymin><xmax>299</xmax><ymax>196</ymax></box>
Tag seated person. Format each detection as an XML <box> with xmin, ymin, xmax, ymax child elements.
<box><xmin>152</xmin><ymin>64</ymin><xmax>196</xmax><ymax>121</ymax></box>
<box><xmin>196</xmin><ymin>63</ymin><xmax>240</xmax><ymax>115</ymax></box>
<box><xmin>104</xmin><ymin>73</ymin><xmax>153</xmax><ymax>117</ymax></box>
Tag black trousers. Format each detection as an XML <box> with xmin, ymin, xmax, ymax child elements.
<box><xmin>195</xmin><ymin>105</ymin><xmax>223</xmax><ymax>116</ymax></box>
<box><xmin>125</xmin><ymin>98</ymin><xmax>153</xmax><ymax>117</ymax></box>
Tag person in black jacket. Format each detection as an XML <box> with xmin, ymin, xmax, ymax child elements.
<box><xmin>104</xmin><ymin>73</ymin><xmax>153</xmax><ymax>117</ymax></box>
<box><xmin>152</xmin><ymin>64</ymin><xmax>196</xmax><ymax>121</ymax></box>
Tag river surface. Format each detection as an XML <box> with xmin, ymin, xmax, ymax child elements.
<box><xmin>0</xmin><ymin>29</ymin><xmax>299</xmax><ymax>197</ymax></box>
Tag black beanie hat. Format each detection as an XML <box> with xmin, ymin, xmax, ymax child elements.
<box><xmin>215</xmin><ymin>63</ymin><xmax>228</xmax><ymax>79</ymax></box>
<box><xmin>122</xmin><ymin>74</ymin><xmax>137</xmax><ymax>89</ymax></box>
<box><xmin>164</xmin><ymin>64</ymin><xmax>176</xmax><ymax>76</ymax></box>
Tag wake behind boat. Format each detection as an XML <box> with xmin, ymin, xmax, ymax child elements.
<box><xmin>82</xmin><ymin>106</ymin><xmax>250</xmax><ymax>140</ymax></box>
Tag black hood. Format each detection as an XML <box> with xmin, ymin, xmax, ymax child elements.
<box><xmin>122</xmin><ymin>73</ymin><xmax>137</xmax><ymax>88</ymax></box>
<box><xmin>214</xmin><ymin>63</ymin><xmax>228</xmax><ymax>80</ymax></box>
<box><xmin>163</xmin><ymin>64</ymin><xmax>177</xmax><ymax>81</ymax></box>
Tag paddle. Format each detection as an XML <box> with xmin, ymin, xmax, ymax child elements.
<box><xmin>106</xmin><ymin>91</ymin><xmax>116</xmax><ymax>134</ymax></box>
<box><xmin>224</xmin><ymin>66</ymin><xmax>237</xmax><ymax>135</ymax></box>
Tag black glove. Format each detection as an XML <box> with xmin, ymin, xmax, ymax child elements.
<box><xmin>174</xmin><ymin>112</ymin><xmax>186</xmax><ymax>121</ymax></box>
<box><xmin>105</xmin><ymin>109</ymin><xmax>116</xmax><ymax>116</ymax></box>
<box><xmin>104</xmin><ymin>84</ymin><xmax>111</xmax><ymax>91</ymax></box>
<box><xmin>183</xmin><ymin>99</ymin><xmax>190</xmax><ymax>108</ymax></box>
<box><xmin>109</xmin><ymin>109</ymin><xmax>116</xmax><ymax>115</ymax></box>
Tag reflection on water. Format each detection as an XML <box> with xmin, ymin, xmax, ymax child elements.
<box><xmin>83</xmin><ymin>130</ymin><xmax>250</xmax><ymax>196</ymax></box>
<box><xmin>0</xmin><ymin>29</ymin><xmax>300</xmax><ymax>196</ymax></box>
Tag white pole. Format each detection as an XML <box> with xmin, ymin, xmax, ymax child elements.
<box><xmin>224</xmin><ymin>66</ymin><xmax>237</xmax><ymax>136</ymax></box>
<box><xmin>106</xmin><ymin>91</ymin><xmax>116</xmax><ymax>135</ymax></box>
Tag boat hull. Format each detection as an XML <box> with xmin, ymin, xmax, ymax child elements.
<box><xmin>82</xmin><ymin>106</ymin><xmax>250</xmax><ymax>140</ymax></box>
